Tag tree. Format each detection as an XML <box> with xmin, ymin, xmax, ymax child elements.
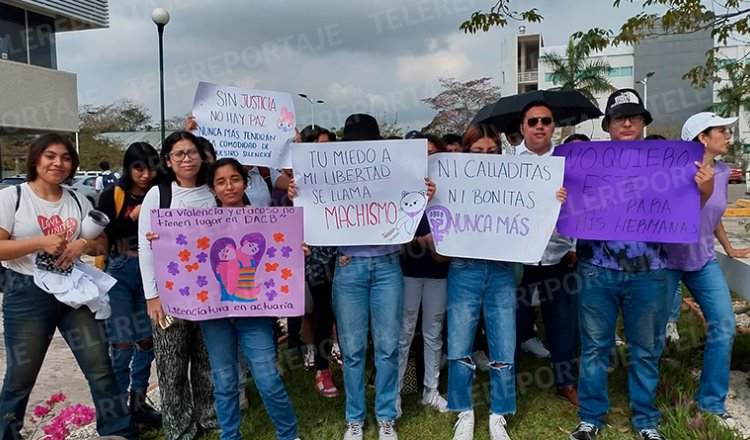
<box><xmin>421</xmin><ymin>77</ymin><xmax>502</xmax><ymax>135</ymax></box>
<box><xmin>709</xmin><ymin>61</ymin><xmax>750</xmax><ymax>166</ymax></box>
<box><xmin>79</xmin><ymin>99</ymin><xmax>153</xmax><ymax>133</ymax></box>
<box><xmin>460</xmin><ymin>0</ymin><xmax>750</xmax><ymax>88</ymax></box>
<box><xmin>540</xmin><ymin>37</ymin><xmax>616</xmax><ymax>104</ymax></box>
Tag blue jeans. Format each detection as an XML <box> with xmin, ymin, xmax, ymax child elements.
<box><xmin>199</xmin><ymin>318</ymin><xmax>297</xmax><ymax>440</ymax></box>
<box><xmin>200</xmin><ymin>318</ymin><xmax>297</xmax><ymax>440</ymax></box>
<box><xmin>332</xmin><ymin>253</ymin><xmax>404</xmax><ymax>423</ymax></box>
<box><xmin>446</xmin><ymin>258</ymin><xmax>517</xmax><ymax>415</ymax></box>
<box><xmin>667</xmin><ymin>260</ymin><xmax>735</xmax><ymax>414</ymax></box>
<box><xmin>104</xmin><ymin>253</ymin><xmax>154</xmax><ymax>394</ymax></box>
<box><xmin>577</xmin><ymin>262</ymin><xmax>669</xmax><ymax>431</ymax></box>
<box><xmin>667</xmin><ymin>283</ymin><xmax>683</xmax><ymax>323</ymax></box>
<box><xmin>0</xmin><ymin>270</ymin><xmax>135</xmax><ymax>440</ymax></box>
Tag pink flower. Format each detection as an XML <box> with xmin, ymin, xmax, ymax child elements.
<box><xmin>45</xmin><ymin>393</ymin><xmax>66</xmax><ymax>407</ymax></box>
<box><xmin>33</xmin><ymin>405</ymin><xmax>51</xmax><ymax>418</ymax></box>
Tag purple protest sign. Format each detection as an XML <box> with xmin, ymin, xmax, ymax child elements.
<box><xmin>553</xmin><ymin>140</ymin><xmax>703</xmax><ymax>243</ymax></box>
<box><xmin>150</xmin><ymin>206</ymin><xmax>304</xmax><ymax>320</ymax></box>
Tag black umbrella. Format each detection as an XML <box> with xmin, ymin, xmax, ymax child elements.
<box><xmin>471</xmin><ymin>89</ymin><xmax>603</xmax><ymax>133</ymax></box>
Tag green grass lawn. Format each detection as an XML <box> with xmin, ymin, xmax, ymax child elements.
<box><xmin>143</xmin><ymin>303</ymin><xmax>749</xmax><ymax>440</ymax></box>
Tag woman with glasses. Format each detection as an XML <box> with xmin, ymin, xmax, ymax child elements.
<box><xmin>138</xmin><ymin>130</ymin><xmax>219</xmax><ymax>440</ymax></box>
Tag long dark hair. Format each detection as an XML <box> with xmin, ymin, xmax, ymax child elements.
<box><xmin>120</xmin><ymin>142</ymin><xmax>160</xmax><ymax>191</ymax></box>
<box><xmin>461</xmin><ymin>123</ymin><xmax>500</xmax><ymax>152</ymax></box>
<box><xmin>26</xmin><ymin>133</ymin><xmax>79</xmax><ymax>182</ymax></box>
<box><xmin>158</xmin><ymin>131</ymin><xmax>209</xmax><ymax>186</ymax></box>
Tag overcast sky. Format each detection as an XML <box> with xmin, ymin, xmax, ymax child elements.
<box><xmin>56</xmin><ymin>0</ymin><xmax>650</xmax><ymax>131</ymax></box>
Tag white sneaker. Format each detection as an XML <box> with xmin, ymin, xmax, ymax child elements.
<box><xmin>615</xmin><ymin>334</ymin><xmax>626</xmax><ymax>347</ymax></box>
<box><xmin>472</xmin><ymin>351</ymin><xmax>490</xmax><ymax>371</ymax></box>
<box><xmin>344</xmin><ymin>421</ymin><xmax>364</xmax><ymax>440</ymax></box>
<box><xmin>665</xmin><ymin>322</ymin><xmax>680</xmax><ymax>343</ymax></box>
<box><xmin>521</xmin><ymin>337</ymin><xmax>550</xmax><ymax>359</ymax></box>
<box><xmin>716</xmin><ymin>412</ymin><xmax>738</xmax><ymax>430</ymax></box>
<box><xmin>378</xmin><ymin>420</ymin><xmax>398</xmax><ymax>440</ymax></box>
<box><xmin>489</xmin><ymin>414</ymin><xmax>511</xmax><ymax>440</ymax></box>
<box><xmin>453</xmin><ymin>410</ymin><xmax>474</xmax><ymax>440</ymax></box>
<box><xmin>421</xmin><ymin>388</ymin><xmax>448</xmax><ymax>412</ymax></box>
<box><xmin>304</xmin><ymin>345</ymin><xmax>315</xmax><ymax>370</ymax></box>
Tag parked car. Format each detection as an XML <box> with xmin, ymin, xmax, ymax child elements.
<box><xmin>0</xmin><ymin>175</ymin><xmax>26</xmax><ymax>191</ymax></box>
<box><xmin>67</xmin><ymin>175</ymin><xmax>101</xmax><ymax>207</ymax></box>
<box><xmin>726</xmin><ymin>164</ymin><xmax>746</xmax><ymax>184</ymax></box>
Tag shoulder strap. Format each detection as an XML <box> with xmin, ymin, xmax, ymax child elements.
<box><xmin>65</xmin><ymin>188</ymin><xmax>83</xmax><ymax>215</ymax></box>
<box><xmin>158</xmin><ymin>183</ymin><xmax>172</xmax><ymax>209</ymax></box>
<box><xmin>14</xmin><ymin>185</ymin><xmax>82</xmax><ymax>215</ymax></box>
<box><xmin>114</xmin><ymin>186</ymin><xmax>126</xmax><ymax>217</ymax></box>
<box><xmin>14</xmin><ymin>184</ymin><xmax>20</xmax><ymax>212</ymax></box>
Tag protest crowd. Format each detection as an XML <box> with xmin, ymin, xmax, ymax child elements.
<box><xmin>0</xmin><ymin>85</ymin><xmax>747</xmax><ymax>440</ymax></box>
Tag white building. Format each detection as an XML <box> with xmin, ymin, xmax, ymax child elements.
<box><xmin>0</xmin><ymin>0</ymin><xmax>109</xmax><ymax>135</ymax></box>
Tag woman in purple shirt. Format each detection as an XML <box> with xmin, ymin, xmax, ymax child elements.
<box><xmin>665</xmin><ymin>112</ymin><xmax>750</xmax><ymax>428</ymax></box>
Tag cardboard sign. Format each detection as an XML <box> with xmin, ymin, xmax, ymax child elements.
<box><xmin>150</xmin><ymin>207</ymin><xmax>304</xmax><ymax>320</ymax></box>
<box><xmin>553</xmin><ymin>140</ymin><xmax>702</xmax><ymax>242</ymax></box>
<box><xmin>426</xmin><ymin>153</ymin><xmax>564</xmax><ymax>263</ymax></box>
<box><xmin>292</xmin><ymin>139</ymin><xmax>428</xmax><ymax>245</ymax></box>
<box><xmin>192</xmin><ymin>81</ymin><xmax>295</xmax><ymax>167</ymax></box>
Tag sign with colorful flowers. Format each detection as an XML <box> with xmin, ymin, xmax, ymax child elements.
<box><xmin>151</xmin><ymin>206</ymin><xmax>305</xmax><ymax>319</ymax></box>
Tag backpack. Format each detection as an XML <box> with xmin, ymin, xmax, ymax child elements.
<box><xmin>94</xmin><ymin>186</ymin><xmax>126</xmax><ymax>270</ymax></box>
<box><xmin>101</xmin><ymin>172</ymin><xmax>117</xmax><ymax>190</ymax></box>
<box><xmin>15</xmin><ymin>184</ymin><xmax>81</xmax><ymax>214</ymax></box>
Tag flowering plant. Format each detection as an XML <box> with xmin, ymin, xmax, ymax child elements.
<box><xmin>21</xmin><ymin>393</ymin><xmax>96</xmax><ymax>440</ymax></box>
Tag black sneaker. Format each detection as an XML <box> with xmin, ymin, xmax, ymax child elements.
<box><xmin>570</xmin><ymin>422</ymin><xmax>599</xmax><ymax>440</ymax></box>
<box><xmin>639</xmin><ymin>429</ymin><xmax>666</xmax><ymax>440</ymax></box>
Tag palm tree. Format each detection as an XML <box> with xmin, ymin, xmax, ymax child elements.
<box><xmin>710</xmin><ymin>61</ymin><xmax>750</xmax><ymax>166</ymax></box>
<box><xmin>540</xmin><ymin>37</ymin><xmax>615</xmax><ymax>105</ymax></box>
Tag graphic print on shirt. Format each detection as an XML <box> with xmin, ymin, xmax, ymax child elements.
<box><xmin>382</xmin><ymin>189</ymin><xmax>427</xmax><ymax>242</ymax></box>
<box><xmin>35</xmin><ymin>214</ymin><xmax>79</xmax><ymax>274</ymax></box>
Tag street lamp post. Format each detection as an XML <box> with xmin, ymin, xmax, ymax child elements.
<box><xmin>636</xmin><ymin>71</ymin><xmax>655</xmax><ymax>136</ymax></box>
<box><xmin>151</xmin><ymin>8</ymin><xmax>170</xmax><ymax>147</ymax></box>
<box><xmin>298</xmin><ymin>93</ymin><xmax>325</xmax><ymax>129</ymax></box>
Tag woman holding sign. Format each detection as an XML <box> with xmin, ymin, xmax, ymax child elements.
<box><xmin>200</xmin><ymin>158</ymin><xmax>301</xmax><ymax>440</ymax></box>
<box><xmin>448</xmin><ymin>123</ymin><xmax>567</xmax><ymax>440</ymax></box>
<box><xmin>138</xmin><ymin>131</ymin><xmax>219</xmax><ymax>440</ymax></box>
<box><xmin>664</xmin><ymin>112</ymin><xmax>750</xmax><ymax>429</ymax></box>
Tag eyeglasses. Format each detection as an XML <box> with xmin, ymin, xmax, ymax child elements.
<box><xmin>526</xmin><ymin>117</ymin><xmax>554</xmax><ymax>127</ymax></box>
<box><xmin>610</xmin><ymin>114</ymin><xmax>644</xmax><ymax>126</ymax></box>
<box><xmin>169</xmin><ymin>149</ymin><xmax>200</xmax><ymax>161</ymax></box>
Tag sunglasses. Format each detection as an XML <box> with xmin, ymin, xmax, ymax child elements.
<box><xmin>526</xmin><ymin>117</ymin><xmax>554</xmax><ymax>127</ymax></box>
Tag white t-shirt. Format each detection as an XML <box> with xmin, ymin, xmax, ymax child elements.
<box><xmin>138</xmin><ymin>182</ymin><xmax>217</xmax><ymax>300</ymax></box>
<box><xmin>0</xmin><ymin>183</ymin><xmax>92</xmax><ymax>275</ymax></box>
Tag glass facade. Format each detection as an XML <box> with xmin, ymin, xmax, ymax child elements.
<box><xmin>0</xmin><ymin>2</ymin><xmax>56</xmax><ymax>68</ymax></box>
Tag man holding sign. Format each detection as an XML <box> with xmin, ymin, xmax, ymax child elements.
<box><xmin>290</xmin><ymin>114</ymin><xmax>435</xmax><ymax>440</ymax></box>
<box><xmin>567</xmin><ymin>89</ymin><xmax>714</xmax><ymax>440</ymax></box>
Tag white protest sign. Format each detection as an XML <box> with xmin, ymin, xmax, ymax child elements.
<box><xmin>192</xmin><ymin>81</ymin><xmax>295</xmax><ymax>168</ymax></box>
<box><xmin>426</xmin><ymin>153</ymin><xmax>564</xmax><ymax>263</ymax></box>
<box><xmin>292</xmin><ymin>139</ymin><xmax>428</xmax><ymax>245</ymax></box>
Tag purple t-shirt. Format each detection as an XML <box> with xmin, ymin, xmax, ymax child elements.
<box><xmin>665</xmin><ymin>161</ymin><xmax>729</xmax><ymax>271</ymax></box>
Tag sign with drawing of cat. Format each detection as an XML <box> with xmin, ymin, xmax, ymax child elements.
<box><xmin>426</xmin><ymin>153</ymin><xmax>565</xmax><ymax>263</ymax></box>
<box><xmin>192</xmin><ymin>81</ymin><xmax>296</xmax><ymax>168</ymax></box>
<box><xmin>150</xmin><ymin>206</ymin><xmax>304</xmax><ymax>320</ymax></box>
<box><xmin>292</xmin><ymin>139</ymin><xmax>429</xmax><ymax>245</ymax></box>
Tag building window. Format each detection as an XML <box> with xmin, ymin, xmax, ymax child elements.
<box><xmin>0</xmin><ymin>3</ymin><xmax>28</xmax><ymax>63</ymax></box>
<box><xmin>620</xmin><ymin>66</ymin><xmax>633</xmax><ymax>76</ymax></box>
<box><xmin>0</xmin><ymin>4</ymin><xmax>56</xmax><ymax>68</ymax></box>
<box><xmin>607</xmin><ymin>66</ymin><xmax>634</xmax><ymax>77</ymax></box>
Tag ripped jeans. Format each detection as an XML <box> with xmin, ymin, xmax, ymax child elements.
<box><xmin>446</xmin><ymin>258</ymin><xmax>517</xmax><ymax>415</ymax></box>
<box><xmin>397</xmin><ymin>277</ymin><xmax>447</xmax><ymax>391</ymax></box>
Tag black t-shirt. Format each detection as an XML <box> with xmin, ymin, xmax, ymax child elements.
<box><xmin>400</xmin><ymin>215</ymin><xmax>449</xmax><ymax>279</ymax></box>
<box><xmin>98</xmin><ymin>186</ymin><xmax>145</xmax><ymax>253</ymax></box>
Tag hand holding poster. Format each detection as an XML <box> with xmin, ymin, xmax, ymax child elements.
<box><xmin>192</xmin><ymin>81</ymin><xmax>295</xmax><ymax>168</ymax></box>
<box><xmin>292</xmin><ymin>139</ymin><xmax>428</xmax><ymax>245</ymax></box>
<box><xmin>553</xmin><ymin>140</ymin><xmax>703</xmax><ymax>242</ymax></box>
<box><xmin>150</xmin><ymin>206</ymin><xmax>304</xmax><ymax>320</ymax></box>
<box><xmin>426</xmin><ymin>153</ymin><xmax>564</xmax><ymax>263</ymax></box>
